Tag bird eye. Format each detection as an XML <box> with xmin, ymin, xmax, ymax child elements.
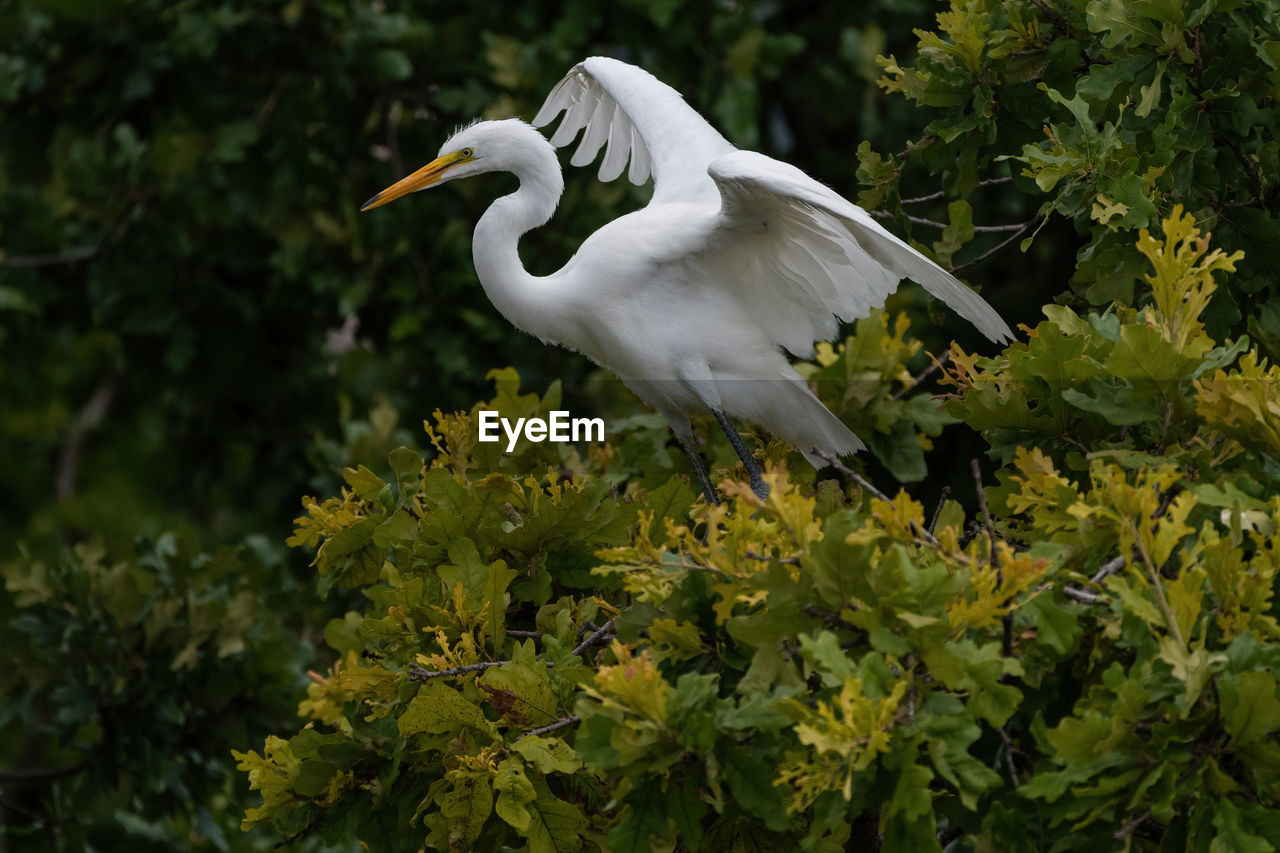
<box><xmin>461</xmin><ymin>147</ymin><xmax>474</xmax><ymax>158</ymax></box>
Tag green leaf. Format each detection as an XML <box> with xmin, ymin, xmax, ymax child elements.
<box><xmin>1086</xmin><ymin>0</ymin><xmax>1161</xmax><ymax>48</ymax></box>
<box><xmin>493</xmin><ymin>756</ymin><xmax>536</xmax><ymax>833</ymax></box>
<box><xmin>388</xmin><ymin>445</ymin><xmax>423</xmax><ymax>507</ymax></box>
<box><xmin>371</xmin><ymin>510</ymin><xmax>416</xmax><ymax>547</ymax></box>
<box><xmin>607</xmin><ymin>785</ymin><xmax>667</xmax><ymax>853</ymax></box>
<box><xmin>399</xmin><ymin>681</ymin><xmax>498</xmax><ymax>740</ymax></box>
<box><xmin>437</xmin><ymin>771</ymin><xmax>493</xmax><ymax>849</ymax></box>
<box><xmin>1211</xmin><ymin>796</ymin><xmax>1274</xmax><ymax>853</ymax></box>
<box><xmin>478</xmin><ymin>655</ymin><xmax>558</xmax><ymax>726</ymax></box>
<box><xmin>513</xmin><ymin>735</ymin><xmax>582</xmax><ymax>774</ymax></box>
<box><xmin>525</xmin><ymin>780</ymin><xmax>588</xmax><ymax>853</ymax></box>
<box><xmin>716</xmin><ymin>744</ymin><xmax>789</xmax><ymax>831</ymax></box>
<box><xmin>918</xmin><ymin>693</ymin><xmax>1002</xmax><ymax>808</ymax></box>
<box><xmin>342</xmin><ymin>465</ymin><xmax>388</xmax><ymax>503</ymax></box>
<box><xmin>665</xmin><ymin>773</ymin><xmax>708</xmax><ymax>849</ymax></box>
<box><xmin>1219</xmin><ymin>670</ymin><xmax>1280</xmax><ymax>745</ymax></box>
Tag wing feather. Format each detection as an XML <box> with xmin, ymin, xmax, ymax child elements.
<box><xmin>627</xmin><ymin>125</ymin><xmax>650</xmax><ymax>185</ymax></box>
<box><xmin>598</xmin><ymin>106</ymin><xmax>631</xmax><ymax>182</ymax></box>
<box><xmin>570</xmin><ymin>99</ymin><xmax>612</xmax><ymax>168</ymax></box>
<box><xmin>548</xmin><ymin>92</ymin><xmax>593</xmax><ymax>147</ymax></box>
<box><xmin>533</xmin><ymin>57</ymin><xmax>735</xmax><ymax>203</ymax></box>
<box><xmin>702</xmin><ymin>151</ymin><xmax>1013</xmax><ymax>351</ymax></box>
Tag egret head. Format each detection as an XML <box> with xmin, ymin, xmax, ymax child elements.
<box><xmin>360</xmin><ymin>119</ymin><xmax>552</xmax><ymax>212</ymax></box>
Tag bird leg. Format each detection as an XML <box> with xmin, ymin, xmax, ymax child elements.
<box><xmin>712</xmin><ymin>410</ymin><xmax>770</xmax><ymax>501</ymax></box>
<box><xmin>675</xmin><ymin>431</ymin><xmax>720</xmax><ymax>505</ymax></box>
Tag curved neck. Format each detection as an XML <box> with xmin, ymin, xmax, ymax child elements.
<box><xmin>472</xmin><ymin>146</ymin><xmax>565</xmax><ymax>343</ymax></box>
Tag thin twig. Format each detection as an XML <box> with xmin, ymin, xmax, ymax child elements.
<box><xmin>1134</xmin><ymin>530</ymin><xmax>1185</xmax><ymax>648</ymax></box>
<box><xmin>1062</xmin><ymin>586</ymin><xmax>1100</xmax><ymax>604</ymax></box>
<box><xmin>953</xmin><ymin>215</ymin><xmax>1044</xmax><ymax>273</ymax></box>
<box><xmin>814</xmin><ymin>449</ymin><xmax>890</xmax><ymax>503</ymax></box>
<box><xmin>0</xmin><ymin>761</ymin><xmax>90</xmax><ymax>784</ymax></box>
<box><xmin>892</xmin><ymin>352</ymin><xmax>951</xmax><ymax>400</ymax></box>
<box><xmin>1091</xmin><ymin>554</ymin><xmax>1126</xmax><ymax>585</ymax></box>
<box><xmin>1060</xmin><ymin>548</ymin><xmax>1138</xmax><ymax>604</ymax></box>
<box><xmin>900</xmin><ymin>176</ymin><xmax>1013</xmax><ymax>206</ymax></box>
<box><xmin>408</xmin><ymin>661</ymin><xmax>507</xmax><ymax>680</ymax></box>
<box><xmin>0</xmin><ymin>245</ymin><xmax>99</xmax><ymax>270</ymax></box>
<box><xmin>1028</xmin><ymin>0</ymin><xmax>1072</xmax><ymax>36</ymax></box>
<box><xmin>505</xmin><ymin>629</ymin><xmax>543</xmax><ymax>639</ymax></box>
<box><xmin>804</xmin><ymin>604</ymin><xmax>862</xmax><ymax>630</ymax></box>
<box><xmin>56</xmin><ymin>372</ymin><xmax>117</xmax><ymax>500</ymax></box>
<box><xmin>927</xmin><ymin>486</ymin><xmax>952</xmax><ymax>535</ymax></box>
<box><xmin>813</xmin><ymin>449</ymin><xmax>945</xmax><ymax>549</ymax></box>
<box><xmin>997</xmin><ymin>728</ymin><xmax>1023</xmax><ymax>787</ymax></box>
<box><xmin>1225</xmin><ymin>138</ymin><xmax>1265</xmax><ymax>202</ymax></box>
<box><xmin>571</xmin><ymin>619</ymin><xmax>616</xmax><ymax>658</ymax></box>
<box><xmin>970</xmin><ymin>460</ymin><xmax>998</xmax><ymax>556</ymax></box>
<box><xmin>745</xmin><ymin>549</ymin><xmax>799</xmax><ymax>565</ymax></box>
<box><xmin>904</xmin><ymin>655</ymin><xmax>917</xmax><ymax>725</ymax></box>
<box><xmin>1</xmin><ymin>202</ymin><xmax>137</xmax><ymax>270</ymax></box>
<box><xmin>972</xmin><ymin>459</ymin><xmax>1013</xmax><ymax>657</ymax></box>
<box><xmin>974</xmin><ymin>222</ymin><xmax>1037</xmax><ymax>233</ymax></box>
<box><xmin>900</xmin><ymin>189</ymin><xmax>947</xmax><ymax>205</ymax></box>
<box><xmin>869</xmin><ymin>211</ymin><xmax>1035</xmax><ymax>233</ymax></box>
<box><xmin>514</xmin><ymin>715</ymin><xmax>581</xmax><ymax>741</ymax></box>
<box><xmin>1114</xmin><ymin>808</ymin><xmax>1151</xmax><ymax>840</ymax></box>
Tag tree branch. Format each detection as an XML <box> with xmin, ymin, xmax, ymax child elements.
<box><xmin>407</xmin><ymin>661</ymin><xmax>508</xmax><ymax>681</ymax></box>
<box><xmin>869</xmin><ymin>210</ymin><xmax>1035</xmax><ymax>233</ymax></box>
<box><xmin>1028</xmin><ymin>0</ymin><xmax>1073</xmax><ymax>37</ymax></box>
<box><xmin>997</xmin><ymin>728</ymin><xmax>1023</xmax><ymax>787</ymax></box>
<box><xmin>892</xmin><ymin>352</ymin><xmax>950</xmax><ymax>400</ymax></box>
<box><xmin>56</xmin><ymin>372</ymin><xmax>117</xmax><ymax>500</ymax></box>
<box><xmin>1134</xmin><ymin>530</ymin><xmax>1185</xmax><ymax>648</ymax></box>
<box><xmin>1</xmin><ymin>201</ymin><xmax>138</xmax><ymax>271</ymax></box>
<box><xmin>515</xmin><ymin>715</ymin><xmax>581</xmax><ymax>741</ymax></box>
<box><xmin>1062</xmin><ymin>586</ymin><xmax>1100</xmax><ymax>604</ymax></box>
<box><xmin>0</xmin><ymin>760</ymin><xmax>90</xmax><ymax>785</ymax></box>
<box><xmin>0</xmin><ymin>245</ymin><xmax>100</xmax><ymax>270</ymax></box>
<box><xmin>813</xmin><ymin>449</ymin><xmax>946</xmax><ymax>550</ymax></box>
<box><xmin>972</xmin><ymin>459</ymin><xmax>1013</xmax><ymax>657</ymax></box>
<box><xmin>572</xmin><ymin>619</ymin><xmax>617</xmax><ymax>658</ymax></box>
<box><xmin>953</xmin><ymin>215</ymin><xmax>1043</xmax><ymax>273</ymax></box>
<box><xmin>1113</xmin><ymin>808</ymin><xmax>1151</xmax><ymax>840</ymax></box>
<box><xmin>1090</xmin><ymin>554</ymin><xmax>1126</xmax><ymax>585</ymax></box>
<box><xmin>900</xmin><ymin>177</ymin><xmax>1012</xmax><ymax>206</ymax></box>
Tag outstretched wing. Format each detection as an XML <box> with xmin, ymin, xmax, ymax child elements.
<box><xmin>535</xmin><ymin>59</ymin><xmax>1012</xmax><ymax>349</ymax></box>
<box><xmin>695</xmin><ymin>150</ymin><xmax>1013</xmax><ymax>353</ymax></box>
<box><xmin>532</xmin><ymin>56</ymin><xmax>735</xmax><ymax>205</ymax></box>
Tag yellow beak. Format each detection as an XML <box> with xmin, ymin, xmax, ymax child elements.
<box><xmin>360</xmin><ymin>151</ymin><xmax>469</xmax><ymax>211</ymax></box>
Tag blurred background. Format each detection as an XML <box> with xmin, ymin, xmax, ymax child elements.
<box><xmin>0</xmin><ymin>0</ymin><xmax>1054</xmax><ymax>848</ymax></box>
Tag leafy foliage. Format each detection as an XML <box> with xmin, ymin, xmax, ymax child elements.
<box><xmin>236</xmin><ymin>210</ymin><xmax>1280</xmax><ymax>851</ymax></box>
<box><xmin>0</xmin><ymin>533</ymin><xmax>314</xmax><ymax>850</ymax></box>
<box><xmin>867</xmin><ymin>0</ymin><xmax>1279</xmax><ymax>336</ymax></box>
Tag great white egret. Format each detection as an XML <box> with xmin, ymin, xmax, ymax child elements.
<box><xmin>362</xmin><ymin>57</ymin><xmax>1012</xmax><ymax>503</ymax></box>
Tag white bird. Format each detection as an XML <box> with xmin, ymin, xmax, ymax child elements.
<box><xmin>362</xmin><ymin>57</ymin><xmax>1012</xmax><ymax>504</ymax></box>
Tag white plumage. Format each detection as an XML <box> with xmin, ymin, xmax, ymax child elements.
<box><xmin>362</xmin><ymin>57</ymin><xmax>1012</xmax><ymax>502</ymax></box>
